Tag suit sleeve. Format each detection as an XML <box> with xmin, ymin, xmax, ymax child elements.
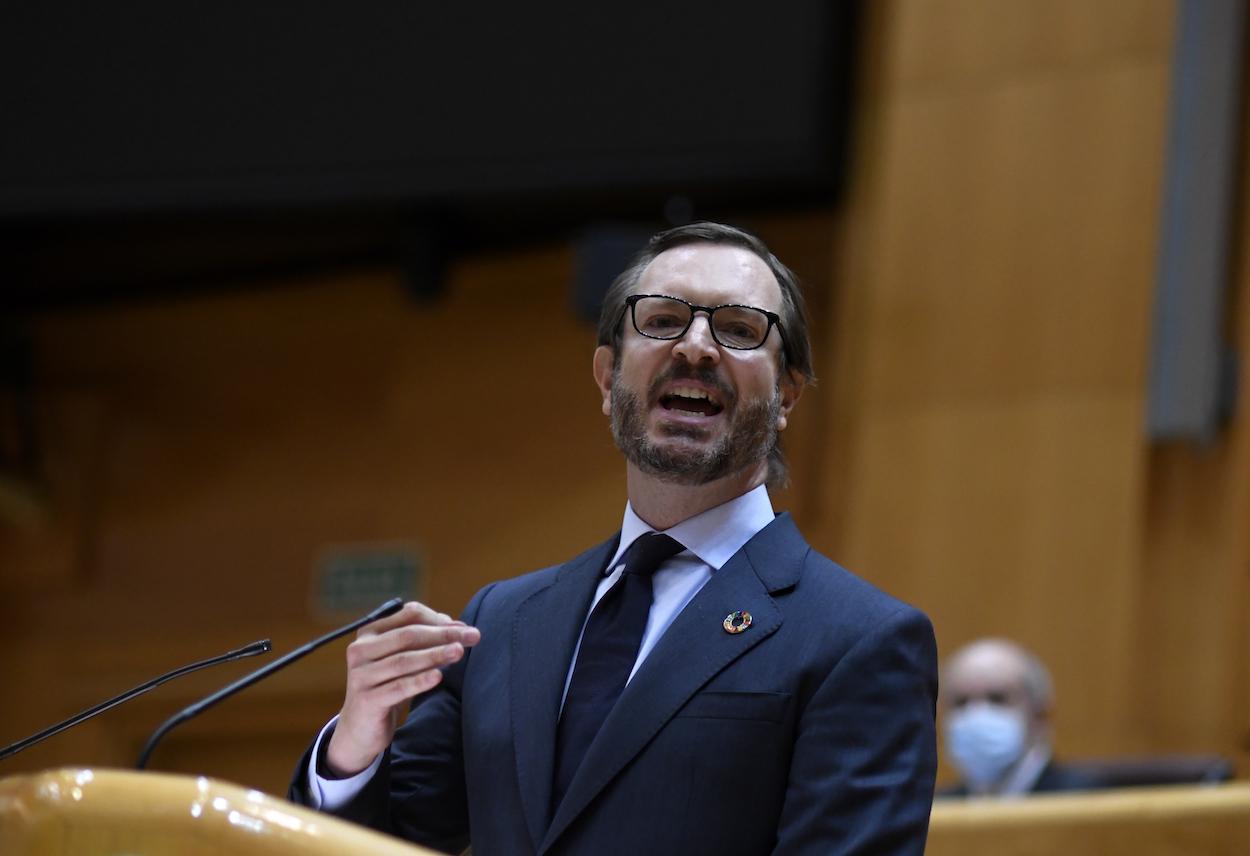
<box><xmin>288</xmin><ymin>583</ymin><xmax>497</xmax><ymax>855</ymax></box>
<box><xmin>773</xmin><ymin>605</ymin><xmax>939</xmax><ymax>855</ymax></box>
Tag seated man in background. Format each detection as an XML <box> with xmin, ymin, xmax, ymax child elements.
<box><xmin>938</xmin><ymin>638</ymin><xmax>1096</xmax><ymax>797</ymax></box>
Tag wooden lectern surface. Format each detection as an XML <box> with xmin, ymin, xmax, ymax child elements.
<box><xmin>6</xmin><ymin>768</ymin><xmax>1248</xmax><ymax>855</ymax></box>
<box><xmin>927</xmin><ymin>783</ymin><xmax>1250</xmax><ymax>856</ymax></box>
<box><xmin>0</xmin><ymin>767</ymin><xmax>437</xmax><ymax>855</ymax></box>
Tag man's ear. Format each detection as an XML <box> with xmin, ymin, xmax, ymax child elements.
<box><xmin>592</xmin><ymin>345</ymin><xmax>615</xmax><ymax>417</ymax></box>
<box><xmin>775</xmin><ymin>368</ymin><xmax>804</xmax><ymax>433</ymax></box>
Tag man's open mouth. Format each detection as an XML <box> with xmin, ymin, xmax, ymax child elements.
<box><xmin>658</xmin><ymin>385</ymin><xmax>725</xmax><ymax>417</ymax></box>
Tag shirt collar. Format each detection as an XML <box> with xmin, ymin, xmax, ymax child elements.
<box><xmin>608</xmin><ymin>483</ymin><xmax>776</xmax><ymax>574</ymax></box>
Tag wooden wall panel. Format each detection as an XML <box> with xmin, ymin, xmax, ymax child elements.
<box><xmin>815</xmin><ymin>0</ymin><xmax>1175</xmax><ymax>770</ymax></box>
<box><xmin>1134</xmin><ymin>84</ymin><xmax>1250</xmax><ymax>773</ymax></box>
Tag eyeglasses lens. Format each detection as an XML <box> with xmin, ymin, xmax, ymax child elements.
<box><xmin>633</xmin><ymin>296</ymin><xmax>768</xmax><ymax>349</ymax></box>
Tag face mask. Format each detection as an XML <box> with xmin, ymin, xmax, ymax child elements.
<box><xmin>944</xmin><ymin>701</ymin><xmax>1027</xmax><ymax>789</ymax></box>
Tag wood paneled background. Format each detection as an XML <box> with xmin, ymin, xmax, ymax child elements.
<box><xmin>4</xmin><ymin>0</ymin><xmax>1247</xmax><ymax>797</ymax></box>
<box><xmin>819</xmin><ymin>0</ymin><xmax>1177</xmax><ymax>771</ymax></box>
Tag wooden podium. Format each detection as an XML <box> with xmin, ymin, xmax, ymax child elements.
<box><xmin>0</xmin><ymin>767</ymin><xmax>437</xmax><ymax>855</ymax></box>
<box><xmin>927</xmin><ymin>782</ymin><xmax>1250</xmax><ymax>856</ymax></box>
<box><xmin>5</xmin><ymin>768</ymin><xmax>1249</xmax><ymax>854</ymax></box>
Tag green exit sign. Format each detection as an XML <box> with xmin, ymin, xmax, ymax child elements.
<box><xmin>312</xmin><ymin>543</ymin><xmax>424</xmax><ymax>619</ymax></box>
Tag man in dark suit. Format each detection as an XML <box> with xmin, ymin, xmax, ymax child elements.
<box><xmin>291</xmin><ymin>223</ymin><xmax>939</xmax><ymax>854</ymax></box>
<box><xmin>937</xmin><ymin>638</ymin><xmax>1096</xmax><ymax>798</ymax></box>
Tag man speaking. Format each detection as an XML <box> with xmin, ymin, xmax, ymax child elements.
<box><xmin>291</xmin><ymin>223</ymin><xmax>938</xmax><ymax>854</ymax></box>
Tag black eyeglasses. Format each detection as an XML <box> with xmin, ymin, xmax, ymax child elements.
<box><xmin>624</xmin><ymin>294</ymin><xmax>785</xmax><ymax>352</ymax></box>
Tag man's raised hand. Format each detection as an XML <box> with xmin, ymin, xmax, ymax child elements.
<box><xmin>326</xmin><ymin>601</ymin><xmax>481</xmax><ymax>777</ymax></box>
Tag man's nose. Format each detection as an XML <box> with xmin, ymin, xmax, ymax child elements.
<box><xmin>671</xmin><ymin>313</ymin><xmax>721</xmax><ymax>364</ymax></box>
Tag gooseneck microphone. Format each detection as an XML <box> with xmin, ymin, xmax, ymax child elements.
<box><xmin>136</xmin><ymin>597</ymin><xmax>404</xmax><ymax>770</ymax></box>
<box><xmin>0</xmin><ymin>639</ymin><xmax>272</xmax><ymax>762</ymax></box>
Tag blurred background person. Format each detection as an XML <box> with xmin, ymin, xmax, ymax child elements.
<box><xmin>938</xmin><ymin>638</ymin><xmax>1096</xmax><ymax>798</ymax></box>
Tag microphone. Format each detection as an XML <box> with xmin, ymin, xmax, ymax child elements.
<box><xmin>0</xmin><ymin>639</ymin><xmax>272</xmax><ymax>762</ymax></box>
<box><xmin>136</xmin><ymin>597</ymin><xmax>404</xmax><ymax>770</ymax></box>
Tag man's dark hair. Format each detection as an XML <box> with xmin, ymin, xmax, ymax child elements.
<box><xmin>595</xmin><ymin>222</ymin><xmax>816</xmax><ymax>486</ymax></box>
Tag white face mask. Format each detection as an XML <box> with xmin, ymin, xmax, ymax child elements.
<box><xmin>944</xmin><ymin>702</ymin><xmax>1028</xmax><ymax>789</ymax></box>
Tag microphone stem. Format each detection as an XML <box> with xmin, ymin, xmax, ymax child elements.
<box><xmin>136</xmin><ymin>597</ymin><xmax>402</xmax><ymax>770</ymax></box>
<box><xmin>0</xmin><ymin>640</ymin><xmax>271</xmax><ymax>762</ymax></box>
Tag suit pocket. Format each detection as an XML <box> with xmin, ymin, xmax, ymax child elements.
<box><xmin>676</xmin><ymin>690</ymin><xmax>791</xmax><ymax>722</ymax></box>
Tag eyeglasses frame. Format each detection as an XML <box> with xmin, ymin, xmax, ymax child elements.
<box><xmin>622</xmin><ymin>293</ymin><xmax>789</xmax><ymax>356</ymax></box>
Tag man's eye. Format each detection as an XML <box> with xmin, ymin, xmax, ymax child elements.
<box><xmin>986</xmin><ymin>692</ymin><xmax>1010</xmax><ymax>706</ymax></box>
<box><xmin>646</xmin><ymin>314</ymin><xmax>685</xmax><ymax>330</ymax></box>
<box><xmin>722</xmin><ymin>322</ymin><xmax>757</xmax><ymax>339</ymax></box>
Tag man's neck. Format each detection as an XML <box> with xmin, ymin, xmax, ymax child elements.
<box><xmin>625</xmin><ymin>463</ymin><xmax>769</xmax><ymax>531</ymax></box>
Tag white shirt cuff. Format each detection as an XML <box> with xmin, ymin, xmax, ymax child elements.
<box><xmin>307</xmin><ymin>714</ymin><xmax>384</xmax><ymax>810</ymax></box>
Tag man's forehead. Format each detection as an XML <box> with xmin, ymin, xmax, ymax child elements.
<box><xmin>947</xmin><ymin>646</ymin><xmax>1029</xmax><ymax>692</ymax></box>
<box><xmin>636</xmin><ymin>243</ymin><xmax>781</xmax><ymax>308</ymax></box>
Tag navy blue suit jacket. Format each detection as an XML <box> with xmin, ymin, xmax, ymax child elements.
<box><xmin>292</xmin><ymin>513</ymin><xmax>938</xmax><ymax>855</ymax></box>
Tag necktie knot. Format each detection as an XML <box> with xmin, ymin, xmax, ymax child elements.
<box><xmin>622</xmin><ymin>532</ymin><xmax>684</xmax><ymax>578</ymax></box>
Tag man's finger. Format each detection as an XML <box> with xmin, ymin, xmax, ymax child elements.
<box><xmin>356</xmin><ymin>600</ymin><xmax>456</xmax><ymax>638</ymax></box>
<box><xmin>347</xmin><ymin>623</ymin><xmax>480</xmax><ymax>668</ymax></box>
<box><xmin>359</xmin><ymin>643</ymin><xmax>468</xmax><ymax>688</ymax></box>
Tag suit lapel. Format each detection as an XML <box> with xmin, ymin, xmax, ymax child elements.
<box><xmin>540</xmin><ymin>515</ymin><xmax>806</xmax><ymax>852</ymax></box>
<box><xmin>511</xmin><ymin>535</ymin><xmax>619</xmax><ymax>852</ymax></box>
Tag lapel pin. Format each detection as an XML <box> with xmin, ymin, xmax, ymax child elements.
<box><xmin>723</xmin><ymin>610</ymin><xmax>752</xmax><ymax>634</ymax></box>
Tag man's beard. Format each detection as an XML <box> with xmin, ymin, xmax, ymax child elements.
<box><xmin>609</xmin><ymin>364</ymin><xmax>781</xmax><ymax>486</ymax></box>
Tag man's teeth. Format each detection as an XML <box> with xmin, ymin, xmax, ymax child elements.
<box><xmin>662</xmin><ymin>385</ymin><xmax>719</xmax><ymax>416</ymax></box>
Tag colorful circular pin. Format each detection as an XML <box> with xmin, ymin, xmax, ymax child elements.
<box><xmin>723</xmin><ymin>610</ymin><xmax>752</xmax><ymax>634</ymax></box>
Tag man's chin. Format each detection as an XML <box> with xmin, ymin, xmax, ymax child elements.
<box><xmin>653</xmin><ymin>422</ymin><xmax>716</xmax><ymax>443</ymax></box>
<box><xmin>649</xmin><ymin>405</ymin><xmax>732</xmax><ymax>439</ymax></box>
<box><xmin>609</xmin><ymin>380</ymin><xmax>775</xmax><ymax>486</ymax></box>
<box><xmin>625</xmin><ymin>435</ymin><xmax>736</xmax><ymax>485</ymax></box>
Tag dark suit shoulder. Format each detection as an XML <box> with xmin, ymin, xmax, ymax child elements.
<box><xmin>934</xmin><ymin>782</ymin><xmax>970</xmax><ymax>799</ymax></box>
<box><xmin>746</xmin><ymin>513</ymin><xmax>925</xmax><ymax>625</ymax></box>
<box><xmin>1034</xmin><ymin>760</ymin><xmax>1102</xmax><ymax>793</ymax></box>
<box><xmin>772</xmin><ymin>539</ymin><xmax>932</xmax><ymax>648</ymax></box>
<box><xmin>936</xmin><ymin>761</ymin><xmax>1102</xmax><ymax>799</ymax></box>
<box><xmin>461</xmin><ymin>533</ymin><xmax>619</xmax><ymax>619</ymax></box>
<box><xmin>800</xmin><ymin>546</ymin><xmax>918</xmax><ymax>614</ymax></box>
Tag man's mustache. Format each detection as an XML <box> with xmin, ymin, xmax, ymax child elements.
<box><xmin>646</xmin><ymin>364</ymin><xmax>735</xmax><ymax>406</ymax></box>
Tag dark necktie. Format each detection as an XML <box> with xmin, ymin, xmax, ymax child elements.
<box><xmin>552</xmin><ymin>532</ymin><xmax>684</xmax><ymax>808</ymax></box>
